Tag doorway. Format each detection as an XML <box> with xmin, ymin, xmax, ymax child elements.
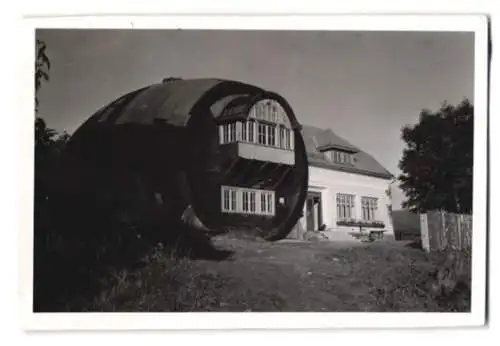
<box><xmin>305</xmin><ymin>191</ymin><xmax>322</xmax><ymax>231</ymax></box>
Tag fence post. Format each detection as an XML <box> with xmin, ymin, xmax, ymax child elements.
<box><xmin>440</xmin><ymin>210</ymin><xmax>446</xmax><ymax>251</ymax></box>
<box><xmin>457</xmin><ymin>213</ymin><xmax>463</xmax><ymax>250</ymax></box>
<box><xmin>420</xmin><ymin>213</ymin><xmax>430</xmax><ymax>252</ymax></box>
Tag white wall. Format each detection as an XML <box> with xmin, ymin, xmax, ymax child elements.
<box><xmin>300</xmin><ymin>166</ymin><xmax>394</xmax><ymax>238</ymax></box>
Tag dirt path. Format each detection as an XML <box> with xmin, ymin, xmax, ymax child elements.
<box><xmin>186</xmin><ymin>236</ymin><xmax>393</xmax><ymax>312</ymax></box>
<box><xmin>98</xmin><ymin>234</ymin><xmax>466</xmax><ymax>312</ymax></box>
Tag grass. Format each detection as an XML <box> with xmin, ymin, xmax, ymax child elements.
<box><xmin>320</xmin><ymin>244</ymin><xmax>471</xmax><ymax>312</ymax></box>
<box><xmin>77</xmin><ymin>238</ymin><xmax>471</xmax><ymax>313</ymax></box>
<box><xmin>78</xmin><ymin>243</ymin><xmax>232</xmax><ymax>312</ymax></box>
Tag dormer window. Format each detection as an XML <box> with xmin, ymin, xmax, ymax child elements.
<box><xmin>325</xmin><ymin>150</ymin><xmax>355</xmax><ymax>165</ymax></box>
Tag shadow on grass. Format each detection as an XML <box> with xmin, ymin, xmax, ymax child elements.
<box><xmin>33</xmin><ymin>212</ymin><xmax>234</xmax><ymax>312</ymax></box>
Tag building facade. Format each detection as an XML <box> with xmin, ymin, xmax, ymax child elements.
<box><xmin>289</xmin><ymin>125</ymin><xmax>395</xmax><ymax>241</ymax></box>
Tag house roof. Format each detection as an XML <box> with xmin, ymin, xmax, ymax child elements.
<box><xmin>391</xmin><ymin>209</ymin><xmax>421</xmax><ymax>234</ymax></box>
<box><xmin>301</xmin><ymin>125</ymin><xmax>394</xmax><ymax>180</ymax></box>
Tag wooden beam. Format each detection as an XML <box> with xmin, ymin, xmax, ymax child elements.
<box><xmin>221</xmin><ymin>157</ymin><xmax>240</xmax><ymax>180</ymax></box>
<box><xmin>252</xmin><ymin>163</ymin><xmax>284</xmax><ymax>189</ymax></box>
<box><xmin>247</xmin><ymin>161</ymin><xmax>272</xmax><ymax>187</ymax></box>
<box><xmin>272</xmin><ymin>166</ymin><xmax>292</xmax><ymax>190</ymax></box>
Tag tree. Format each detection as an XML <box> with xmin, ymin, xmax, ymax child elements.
<box><xmin>34</xmin><ymin>41</ymin><xmax>69</xmax><ymax>210</ymax></box>
<box><xmin>35</xmin><ymin>39</ymin><xmax>51</xmax><ymax>112</ymax></box>
<box><xmin>398</xmin><ymin>99</ymin><xmax>473</xmax><ymax>214</ymax></box>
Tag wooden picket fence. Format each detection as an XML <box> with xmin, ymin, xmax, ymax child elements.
<box><xmin>419</xmin><ymin>211</ymin><xmax>472</xmax><ymax>252</ymax></box>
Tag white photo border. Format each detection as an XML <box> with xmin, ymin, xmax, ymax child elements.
<box><xmin>19</xmin><ymin>13</ymin><xmax>489</xmax><ymax>331</ymax></box>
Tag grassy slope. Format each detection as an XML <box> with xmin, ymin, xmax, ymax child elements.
<box><xmin>87</xmin><ymin>237</ymin><xmax>471</xmax><ymax>312</ymax></box>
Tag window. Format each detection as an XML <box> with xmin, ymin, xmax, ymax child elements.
<box><xmin>336</xmin><ymin>193</ymin><xmax>355</xmax><ymax>220</ymax></box>
<box><xmin>261</xmin><ymin>193</ymin><xmax>266</xmax><ymax>213</ymax></box>
<box><xmin>280</xmin><ymin>126</ymin><xmax>291</xmax><ymax>150</ymax></box>
<box><xmin>221</xmin><ymin>186</ymin><xmax>275</xmax><ymax>216</ymax></box>
<box><xmin>223</xmin><ymin>188</ymin><xmax>230</xmax><ymax>211</ymax></box>
<box><xmin>266</xmin><ymin>193</ymin><xmax>274</xmax><ymax>214</ymax></box>
<box><xmin>362</xmin><ymin>197</ymin><xmax>378</xmax><ymax>221</ymax></box>
<box><xmin>242</xmin><ymin>121</ymin><xmax>247</xmax><ymax>141</ymax></box>
<box><xmin>222</xmin><ymin>124</ymin><xmax>229</xmax><ymax>144</ymax></box>
<box><xmin>271</xmin><ymin>105</ymin><xmax>278</xmax><ymax>122</ymax></box>
<box><xmin>267</xmin><ymin>124</ymin><xmax>276</xmax><ymax>146</ymax></box>
<box><xmin>221</xmin><ymin>187</ymin><xmax>237</xmax><ymax>212</ymax></box>
<box><xmin>258</xmin><ymin>123</ymin><xmax>267</xmax><ymax>145</ymax></box>
<box><xmin>248</xmin><ymin>120</ymin><xmax>254</xmax><ymax>143</ymax></box>
<box><xmin>327</xmin><ymin>150</ymin><xmax>354</xmax><ymax>165</ymax></box>
<box><xmin>249</xmin><ymin>192</ymin><xmax>256</xmax><ymax>213</ymax></box>
<box><xmin>242</xmin><ymin>191</ymin><xmax>249</xmax><ymax>212</ymax></box>
<box><xmin>229</xmin><ymin>122</ymin><xmax>236</xmax><ymax>142</ymax></box>
<box><xmin>231</xmin><ymin>190</ymin><xmax>237</xmax><ymax>211</ymax></box>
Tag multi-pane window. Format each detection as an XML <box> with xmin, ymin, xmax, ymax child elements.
<box><xmin>249</xmin><ymin>192</ymin><xmax>256</xmax><ymax>212</ymax></box>
<box><xmin>362</xmin><ymin>197</ymin><xmax>378</xmax><ymax>221</ymax></box>
<box><xmin>218</xmin><ymin>98</ymin><xmax>294</xmax><ymax>150</ymax></box>
<box><xmin>327</xmin><ymin>150</ymin><xmax>354</xmax><ymax>165</ymax></box>
<box><xmin>222</xmin><ymin>188</ymin><xmax>237</xmax><ymax>212</ymax></box>
<box><xmin>221</xmin><ymin>186</ymin><xmax>275</xmax><ymax>216</ymax></box>
<box><xmin>219</xmin><ymin>123</ymin><xmax>292</xmax><ymax>149</ymax></box>
<box><xmin>242</xmin><ymin>191</ymin><xmax>249</xmax><ymax>212</ymax></box>
<box><xmin>336</xmin><ymin>193</ymin><xmax>355</xmax><ymax>220</ymax></box>
<box><xmin>258</xmin><ymin>123</ymin><xmax>267</xmax><ymax>145</ymax></box>
<box><xmin>280</xmin><ymin>125</ymin><xmax>291</xmax><ymax>149</ymax></box>
<box><xmin>222</xmin><ymin>124</ymin><xmax>229</xmax><ymax>144</ymax></box>
<box><xmin>242</xmin><ymin>120</ymin><xmax>248</xmax><ymax>141</ymax></box>
<box><xmin>230</xmin><ymin>190</ymin><xmax>237</xmax><ymax>211</ymax></box>
<box><xmin>248</xmin><ymin>120</ymin><xmax>254</xmax><ymax>142</ymax></box>
<box><xmin>267</xmin><ymin>124</ymin><xmax>276</xmax><ymax>146</ymax></box>
<box><xmin>229</xmin><ymin>122</ymin><xmax>236</xmax><ymax>142</ymax></box>
<box><xmin>266</xmin><ymin>193</ymin><xmax>273</xmax><ymax>214</ymax></box>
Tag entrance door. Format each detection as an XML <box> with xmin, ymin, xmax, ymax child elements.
<box><xmin>305</xmin><ymin>192</ymin><xmax>322</xmax><ymax>231</ymax></box>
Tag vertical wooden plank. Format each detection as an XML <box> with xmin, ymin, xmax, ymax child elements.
<box><xmin>440</xmin><ymin>210</ymin><xmax>446</xmax><ymax>251</ymax></box>
<box><xmin>420</xmin><ymin>213</ymin><xmax>430</xmax><ymax>252</ymax></box>
<box><xmin>457</xmin><ymin>213</ymin><xmax>463</xmax><ymax>250</ymax></box>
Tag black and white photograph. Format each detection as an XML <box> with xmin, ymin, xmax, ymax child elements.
<box><xmin>21</xmin><ymin>13</ymin><xmax>488</xmax><ymax>330</ymax></box>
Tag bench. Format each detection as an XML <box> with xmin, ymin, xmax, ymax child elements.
<box><xmin>369</xmin><ymin>230</ymin><xmax>386</xmax><ymax>241</ymax></box>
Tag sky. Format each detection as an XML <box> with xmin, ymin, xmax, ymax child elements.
<box><xmin>35</xmin><ymin>29</ymin><xmax>474</xmax><ymax>209</ymax></box>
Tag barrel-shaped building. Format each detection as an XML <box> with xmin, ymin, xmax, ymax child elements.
<box><xmin>59</xmin><ymin>78</ymin><xmax>308</xmax><ymax>241</ymax></box>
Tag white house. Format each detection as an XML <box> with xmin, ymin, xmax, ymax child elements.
<box><xmin>289</xmin><ymin>125</ymin><xmax>395</xmax><ymax>241</ymax></box>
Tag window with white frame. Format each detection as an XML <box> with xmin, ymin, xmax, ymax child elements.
<box><xmin>242</xmin><ymin>190</ymin><xmax>249</xmax><ymax>212</ymax></box>
<box><xmin>266</xmin><ymin>192</ymin><xmax>274</xmax><ymax>214</ymax></box>
<box><xmin>336</xmin><ymin>193</ymin><xmax>355</xmax><ymax>220</ymax></box>
<box><xmin>248</xmin><ymin>120</ymin><xmax>254</xmax><ymax>142</ymax></box>
<box><xmin>327</xmin><ymin>150</ymin><xmax>354</xmax><ymax>166</ymax></box>
<box><xmin>222</xmin><ymin>124</ymin><xmax>229</xmax><ymax>144</ymax></box>
<box><xmin>258</xmin><ymin>123</ymin><xmax>267</xmax><ymax>145</ymax></box>
<box><xmin>229</xmin><ymin>122</ymin><xmax>236</xmax><ymax>142</ymax></box>
<box><xmin>221</xmin><ymin>186</ymin><xmax>275</xmax><ymax>216</ymax></box>
<box><xmin>242</xmin><ymin>120</ymin><xmax>248</xmax><ymax>141</ymax></box>
<box><xmin>280</xmin><ymin>125</ymin><xmax>291</xmax><ymax>149</ymax></box>
<box><xmin>361</xmin><ymin>197</ymin><xmax>378</xmax><ymax>221</ymax></box>
<box><xmin>249</xmin><ymin>191</ymin><xmax>256</xmax><ymax>213</ymax></box>
<box><xmin>267</xmin><ymin>124</ymin><xmax>276</xmax><ymax>146</ymax></box>
<box><xmin>222</xmin><ymin>187</ymin><xmax>237</xmax><ymax>212</ymax></box>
